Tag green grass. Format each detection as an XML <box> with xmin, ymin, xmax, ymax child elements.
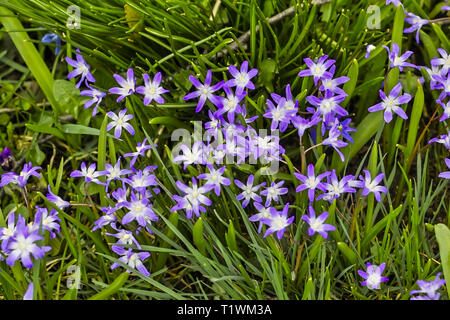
<box><xmin>0</xmin><ymin>0</ymin><xmax>449</xmax><ymax>300</ymax></box>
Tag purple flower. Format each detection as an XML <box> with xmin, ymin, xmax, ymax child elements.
<box><xmin>432</xmin><ymin>72</ymin><xmax>450</xmax><ymax>100</ymax></box>
<box><xmin>214</xmin><ymin>86</ymin><xmax>246</xmax><ymax>123</ymax></box>
<box><xmin>92</xmin><ymin>208</ymin><xmax>117</xmax><ymax>231</ymax></box>
<box><xmin>0</xmin><ymin>172</ymin><xmax>19</xmax><ymax>188</ymax></box>
<box><xmin>32</xmin><ymin>207</ymin><xmax>60</xmax><ymax>238</ymax></box>
<box><xmin>365</xmin><ymin>45</ymin><xmax>376</xmax><ymax>59</ymax></box>
<box><xmin>260</xmin><ymin>181</ymin><xmax>288</xmax><ymax>206</ymax></box>
<box><xmin>111</xmin><ymin>184</ymin><xmax>128</xmax><ymax>207</ymax></box>
<box><xmin>172</xmin><ymin>178</ymin><xmax>212</xmax><ymax>219</ymax></box>
<box><xmin>183</xmin><ymin>70</ymin><xmax>224</xmax><ymax>112</ymax></box>
<box><xmin>383</xmin><ymin>43</ymin><xmax>418</xmax><ymax>71</ymax></box>
<box><xmin>306</xmin><ymin>90</ymin><xmax>348</xmax><ymax>124</ymax></box>
<box><xmin>136</xmin><ymin>72</ymin><xmax>169</xmax><ymax>105</ymax></box>
<box><xmin>260</xmin><ymin>203</ymin><xmax>294</xmax><ymax>240</ymax></box>
<box><xmin>298</xmin><ymin>55</ymin><xmax>335</xmax><ymax>85</ymax></box>
<box><xmin>124</xmin><ymin>139</ymin><xmax>155</xmax><ymax>168</ymax></box>
<box><xmin>106</xmin><ymin>223</ymin><xmax>141</xmax><ymax>255</ymax></box>
<box><xmin>5</xmin><ymin>216</ymin><xmax>51</xmax><ymax>268</ymax></box>
<box><xmin>0</xmin><ymin>162</ymin><xmax>41</xmax><ymax>188</ymax></box>
<box><xmin>80</xmin><ymin>84</ymin><xmax>106</xmax><ymax>117</ymax></box>
<box><xmin>98</xmin><ymin>157</ymin><xmax>133</xmax><ymax>192</ymax></box>
<box><xmin>439</xmin><ymin>158</ymin><xmax>450</xmax><ymax>180</ymax></box>
<box><xmin>322</xmin><ymin>125</ymin><xmax>349</xmax><ymax>162</ymax></box>
<box><xmin>431</xmin><ymin>48</ymin><xmax>450</xmax><ymax>74</ymax></box>
<box><xmin>429</xmin><ymin>131</ymin><xmax>450</xmax><ymax>150</ymax></box>
<box><xmin>404</xmin><ymin>13</ymin><xmax>428</xmax><ymax>44</ymax></box>
<box><xmin>18</xmin><ymin>163</ymin><xmax>42</xmax><ymax>188</ymax></box>
<box><xmin>204</xmin><ymin>110</ymin><xmax>223</xmax><ymax>140</ymax></box>
<box><xmin>322</xmin><ymin>117</ymin><xmax>356</xmax><ymax>143</ymax></box>
<box><xmin>222</xmin><ymin>122</ymin><xmax>246</xmax><ymax>140</ymax></box>
<box><xmin>319</xmin><ymin>68</ymin><xmax>350</xmax><ymax>96</ymax></box>
<box><xmin>354</xmin><ymin>170</ymin><xmax>388</xmax><ymax>202</ymax></box>
<box><xmin>107</xmin><ymin>108</ymin><xmax>135</xmax><ymax>139</ymax></box>
<box><xmin>301</xmin><ymin>206</ymin><xmax>336</xmax><ymax>239</ymax></box>
<box><xmin>270</xmin><ymin>84</ymin><xmax>299</xmax><ymax>117</ymax></box>
<box><xmin>41</xmin><ymin>32</ymin><xmax>61</xmax><ymax>55</ymax></box>
<box><xmin>437</xmin><ymin>100</ymin><xmax>450</xmax><ymax>122</ymax></box>
<box><xmin>110</xmin><ymin>248</ymin><xmax>151</xmax><ymax>277</ymax></box>
<box><xmin>46</xmin><ymin>185</ymin><xmax>70</xmax><ymax>210</ymax></box>
<box><xmin>0</xmin><ymin>147</ymin><xmax>13</xmax><ymax>170</ymax></box>
<box><xmin>124</xmin><ymin>169</ymin><xmax>157</xmax><ymax>193</ymax></box>
<box><xmin>225</xmin><ymin>61</ymin><xmax>258</xmax><ymax>95</ymax></box>
<box><xmin>0</xmin><ymin>212</ymin><xmax>18</xmax><ymax>251</ymax></box>
<box><xmin>173</xmin><ymin>141</ymin><xmax>208</xmax><ymax>169</ymax></box>
<box><xmin>235</xmin><ymin>175</ymin><xmax>266</xmax><ymax>208</ymax></box>
<box><xmin>358</xmin><ymin>262</ymin><xmax>389</xmax><ymax>289</ymax></box>
<box><xmin>368</xmin><ymin>82</ymin><xmax>411</xmax><ymax>123</ymax></box>
<box><xmin>122</xmin><ymin>192</ymin><xmax>158</xmax><ymax>227</ymax></box>
<box><xmin>65</xmin><ymin>51</ymin><xmax>95</xmax><ymax>88</ymax></box>
<box><xmin>70</xmin><ymin>162</ymin><xmax>104</xmax><ymax>185</ymax></box>
<box><xmin>109</xmin><ymin>68</ymin><xmax>136</xmax><ymax>102</ymax></box>
<box><xmin>410</xmin><ymin>273</ymin><xmax>446</xmax><ymax>300</ymax></box>
<box><xmin>317</xmin><ymin>170</ymin><xmax>356</xmax><ymax>202</ymax></box>
<box><xmin>249</xmin><ymin>202</ymin><xmax>272</xmax><ymax>233</ymax></box>
<box><xmin>294</xmin><ymin>164</ymin><xmax>330</xmax><ymax>202</ymax></box>
<box><xmin>250</xmin><ymin>134</ymin><xmax>285</xmax><ymax>164</ymax></box>
<box><xmin>170</xmin><ymin>194</ymin><xmax>193</xmax><ymax>217</ymax></box>
<box><xmin>424</xmin><ymin>64</ymin><xmax>447</xmax><ymax>91</ymax></box>
<box><xmin>264</xmin><ymin>97</ymin><xmax>297</xmax><ymax>132</ymax></box>
<box><xmin>197</xmin><ymin>164</ymin><xmax>231</xmax><ymax>196</ymax></box>
<box><xmin>292</xmin><ymin>114</ymin><xmax>321</xmax><ymax>138</ymax></box>
<box><xmin>216</xmin><ymin>139</ymin><xmax>246</xmax><ymax>165</ymax></box>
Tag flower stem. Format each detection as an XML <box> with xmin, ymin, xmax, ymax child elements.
<box><xmin>429</xmin><ymin>17</ymin><xmax>450</xmax><ymax>24</ymax></box>
<box><xmin>84</xmin><ymin>184</ymin><xmax>100</xmax><ymax>219</ymax></box>
<box><xmin>299</xmin><ymin>137</ymin><xmax>306</xmax><ymax>174</ymax></box>
<box><xmin>21</xmin><ymin>187</ymin><xmax>31</xmax><ymax>216</ymax></box>
<box><xmin>304</xmin><ymin>142</ymin><xmax>323</xmax><ymax>154</ymax></box>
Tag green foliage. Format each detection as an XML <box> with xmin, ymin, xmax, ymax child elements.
<box><xmin>0</xmin><ymin>0</ymin><xmax>448</xmax><ymax>301</ymax></box>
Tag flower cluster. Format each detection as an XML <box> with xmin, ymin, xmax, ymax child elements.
<box><xmin>69</xmin><ymin>140</ymin><xmax>158</xmax><ymax>276</ymax></box>
<box><xmin>425</xmin><ymin>48</ymin><xmax>450</xmax><ymax>179</ymax></box>
<box><xmin>0</xmin><ymin>212</ymin><xmax>52</xmax><ymax>268</ymax></box>
<box><xmin>171</xmin><ymin>58</ymin><xmax>390</xmax><ymax>243</ymax></box>
<box><xmin>364</xmin><ymin>42</ymin><xmax>417</xmax><ymax>123</ymax></box>
<box><xmin>0</xmin><ymin>163</ymin><xmax>66</xmax><ymax>269</ymax></box>
<box><xmin>296</xmin><ymin>56</ymin><xmax>355</xmax><ymax>161</ymax></box>
<box><xmin>65</xmin><ymin>54</ymin><xmax>169</xmax><ymax>118</ymax></box>
<box><xmin>64</xmin><ymin>55</ymin><xmax>166</xmax><ymax>277</ymax></box>
<box><xmin>382</xmin><ymin>0</ymin><xmax>450</xmax><ymax>181</ymax></box>
<box><xmin>169</xmin><ymin>62</ymin><xmax>294</xmax><ymax>238</ymax></box>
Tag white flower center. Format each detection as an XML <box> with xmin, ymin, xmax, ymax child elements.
<box><xmin>305</xmin><ymin>177</ymin><xmax>318</xmax><ymax>189</ymax></box>
<box><xmin>367</xmin><ymin>273</ymin><xmax>381</xmax><ymax>288</ymax></box>
<box><xmin>312</xmin><ymin>64</ymin><xmax>325</xmax><ymax>77</ymax></box>
<box><xmin>310</xmin><ymin>218</ymin><xmax>323</xmax><ymax>232</ymax></box>
<box><xmin>236</xmin><ymin>73</ymin><xmax>249</xmax><ymax>87</ymax></box>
